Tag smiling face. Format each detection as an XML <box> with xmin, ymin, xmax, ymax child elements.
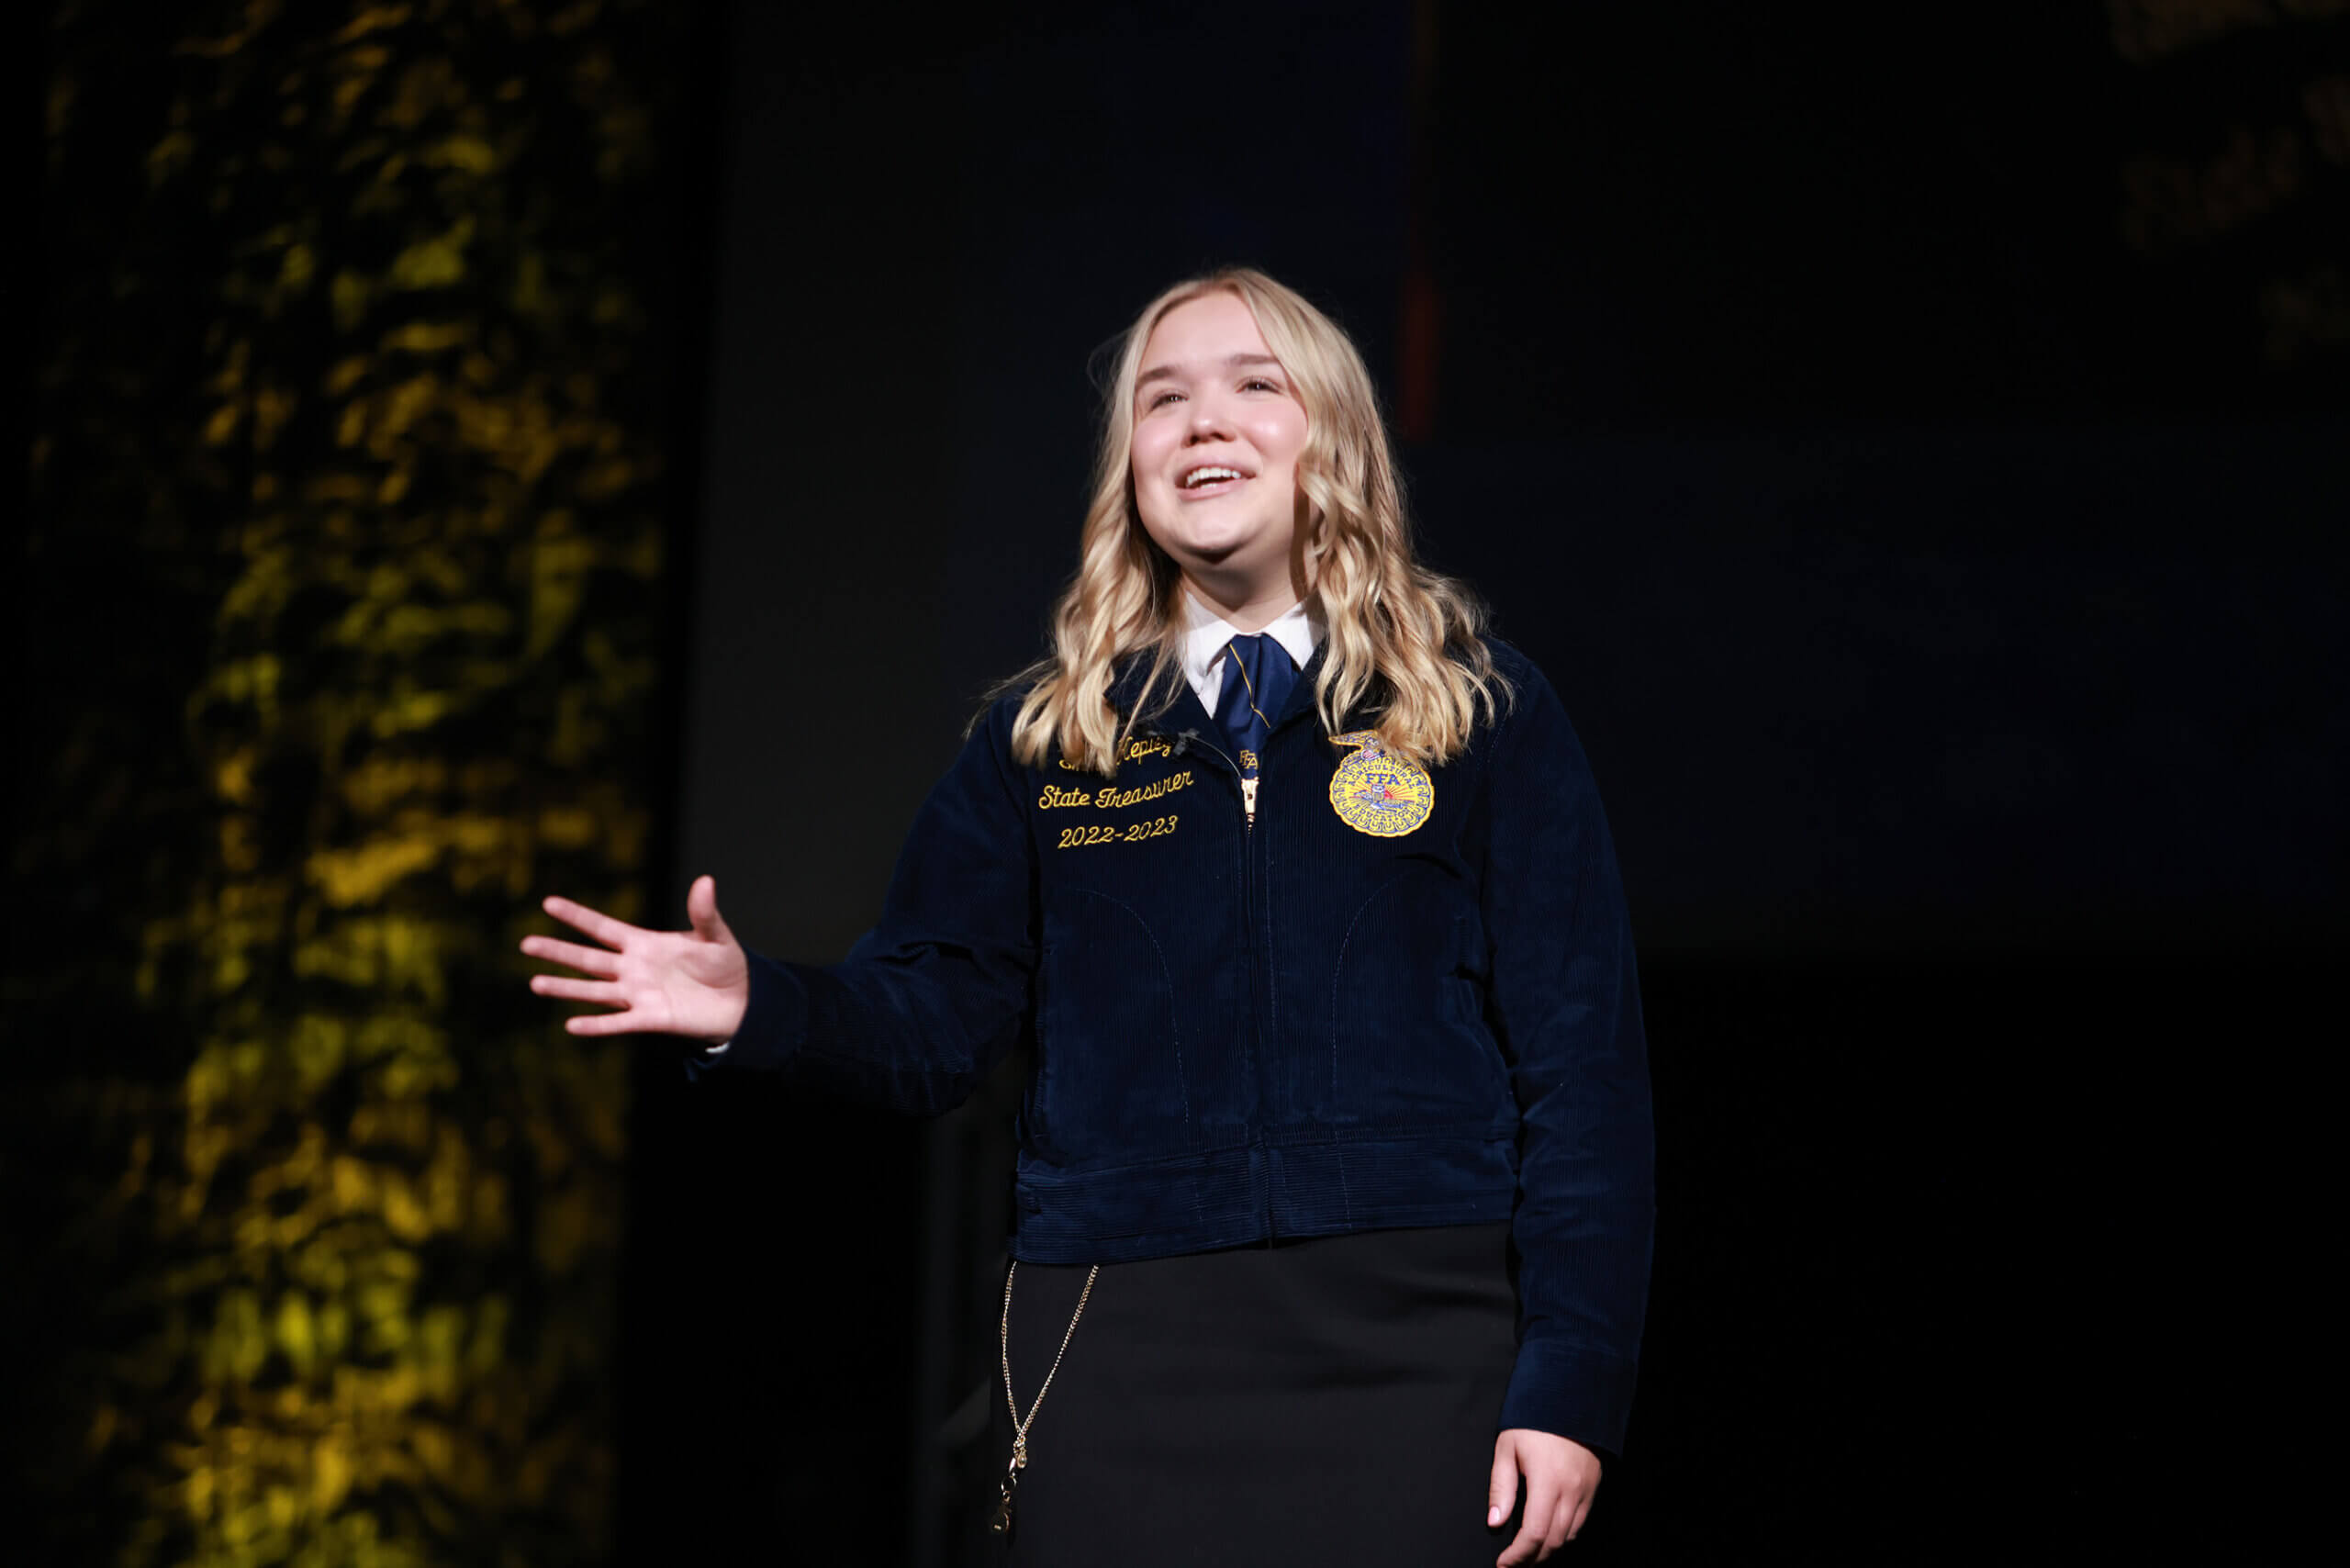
<box><xmin>1128</xmin><ymin>290</ymin><xmax>1312</xmax><ymax>622</ymax></box>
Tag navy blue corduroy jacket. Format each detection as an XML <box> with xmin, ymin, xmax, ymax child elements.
<box><xmin>702</xmin><ymin>636</ymin><xmax>1655</xmax><ymax>1455</ymax></box>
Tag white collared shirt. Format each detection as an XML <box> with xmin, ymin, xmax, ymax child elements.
<box><xmin>1180</xmin><ymin>591</ymin><xmax>1324</xmax><ymax>713</ymax></box>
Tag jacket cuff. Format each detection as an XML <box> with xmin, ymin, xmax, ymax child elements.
<box><xmin>1496</xmin><ymin>1337</ymin><xmax>1639</xmax><ymax>1459</ymax></box>
<box><xmin>680</xmin><ymin>946</ymin><xmax>809</xmax><ymax>1081</ymax></box>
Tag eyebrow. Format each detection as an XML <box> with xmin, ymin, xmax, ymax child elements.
<box><xmin>1135</xmin><ymin>353</ymin><xmax>1285</xmax><ymax>389</ymax></box>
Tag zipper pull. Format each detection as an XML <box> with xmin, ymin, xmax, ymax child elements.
<box><xmin>1242</xmin><ymin>776</ymin><xmax>1259</xmax><ymax>823</ymax></box>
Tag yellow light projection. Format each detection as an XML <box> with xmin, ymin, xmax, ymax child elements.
<box><xmin>28</xmin><ymin>2</ymin><xmax>670</xmax><ymax>1562</ymax></box>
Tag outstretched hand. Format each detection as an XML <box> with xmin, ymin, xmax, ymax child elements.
<box><xmin>1490</xmin><ymin>1428</ymin><xmax>1601</xmax><ymax>1563</ymax></box>
<box><xmin>520</xmin><ymin>874</ymin><xmax>750</xmax><ymax>1044</ymax></box>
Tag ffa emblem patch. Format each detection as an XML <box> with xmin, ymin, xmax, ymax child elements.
<box><xmin>1327</xmin><ymin>731</ymin><xmax>1435</xmax><ymax>837</ymax></box>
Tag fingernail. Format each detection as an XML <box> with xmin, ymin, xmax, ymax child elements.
<box><xmin>1487</xmin><ymin>1506</ymin><xmax>1502</xmax><ymax>1526</ymax></box>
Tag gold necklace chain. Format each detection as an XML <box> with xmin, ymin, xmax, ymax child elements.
<box><xmin>991</xmin><ymin>1259</ymin><xmax>1100</xmax><ymax>1535</ymax></box>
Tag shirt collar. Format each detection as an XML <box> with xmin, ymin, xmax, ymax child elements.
<box><xmin>1180</xmin><ymin>590</ymin><xmax>1324</xmax><ymax>708</ymax></box>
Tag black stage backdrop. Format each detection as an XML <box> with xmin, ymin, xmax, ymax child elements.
<box><xmin>17</xmin><ymin>2</ymin><xmax>2341</xmax><ymax>1565</ymax></box>
<box><xmin>652</xmin><ymin>4</ymin><xmax>2340</xmax><ymax>1564</ymax></box>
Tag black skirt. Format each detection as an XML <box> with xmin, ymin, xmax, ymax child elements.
<box><xmin>993</xmin><ymin>1220</ymin><xmax>1520</xmax><ymax>1567</ymax></box>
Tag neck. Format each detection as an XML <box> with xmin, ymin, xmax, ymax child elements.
<box><xmin>1181</xmin><ymin>559</ymin><xmax>1314</xmax><ymax>633</ymax></box>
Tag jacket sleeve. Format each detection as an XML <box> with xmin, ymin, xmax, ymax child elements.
<box><xmin>686</xmin><ymin>698</ymin><xmax>1040</xmax><ymax>1116</ymax></box>
<box><xmin>1481</xmin><ymin>660</ymin><xmax>1656</xmax><ymax>1456</ymax></box>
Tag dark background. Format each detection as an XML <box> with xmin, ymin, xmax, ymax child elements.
<box><xmin>636</xmin><ymin>3</ymin><xmax>2342</xmax><ymax>1563</ymax></box>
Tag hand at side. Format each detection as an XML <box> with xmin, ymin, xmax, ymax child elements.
<box><xmin>520</xmin><ymin>874</ymin><xmax>749</xmax><ymax>1043</ymax></box>
<box><xmin>1489</xmin><ymin>1428</ymin><xmax>1601</xmax><ymax>1564</ymax></box>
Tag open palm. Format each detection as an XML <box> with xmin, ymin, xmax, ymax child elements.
<box><xmin>520</xmin><ymin>874</ymin><xmax>750</xmax><ymax>1043</ymax></box>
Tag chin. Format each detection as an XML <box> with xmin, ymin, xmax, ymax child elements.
<box><xmin>1174</xmin><ymin>539</ymin><xmax>1273</xmax><ymax>577</ymax></box>
<box><xmin>1173</xmin><ymin>514</ymin><xmax>1282</xmax><ymax>557</ymax></box>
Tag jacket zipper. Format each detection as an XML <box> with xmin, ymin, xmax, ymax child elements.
<box><xmin>1240</xmin><ymin>755</ymin><xmax>1266</xmax><ymax>1233</ymax></box>
<box><xmin>1150</xmin><ymin>721</ymin><xmax>1275</xmax><ymax>1236</ymax></box>
<box><xmin>1176</xmin><ymin>725</ymin><xmax>1273</xmax><ymax>1232</ymax></box>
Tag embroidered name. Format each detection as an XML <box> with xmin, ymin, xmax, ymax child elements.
<box><xmin>1037</xmin><ymin>784</ymin><xmax>1093</xmax><ymax>809</ymax></box>
<box><xmin>1056</xmin><ymin>734</ymin><xmax>1175</xmax><ymax>772</ymax></box>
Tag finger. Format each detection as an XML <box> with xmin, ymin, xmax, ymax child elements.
<box><xmin>563</xmin><ymin>1009</ymin><xmax>643</xmax><ymax>1036</ymax></box>
<box><xmin>1565</xmin><ymin>1490</ymin><xmax>1594</xmax><ymax>1542</ymax></box>
<box><xmin>1541</xmin><ymin>1492</ymin><xmax>1573</xmax><ymax>1557</ymax></box>
<box><xmin>541</xmin><ymin>895</ymin><xmax>637</xmax><ymax>946</ymax></box>
<box><xmin>1502</xmin><ymin>1473</ymin><xmax>1559</xmax><ymax>1567</ymax></box>
<box><xmin>686</xmin><ymin>874</ymin><xmax>733</xmax><ymax>946</ymax></box>
<box><xmin>530</xmin><ymin>974</ymin><xmax>624</xmax><ymax>1003</ymax></box>
<box><xmin>1486</xmin><ymin>1436</ymin><xmax>1520</xmax><ymax>1531</ymax></box>
<box><xmin>519</xmin><ymin>935</ymin><xmax>623</xmax><ymax>977</ymax></box>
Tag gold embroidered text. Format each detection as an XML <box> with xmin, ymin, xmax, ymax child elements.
<box><xmin>1095</xmin><ymin>769</ymin><xmax>1193</xmax><ymax>811</ymax></box>
<box><xmin>1057</xmin><ymin>815</ymin><xmax>1179</xmax><ymax>849</ymax></box>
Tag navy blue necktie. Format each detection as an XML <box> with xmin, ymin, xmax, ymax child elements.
<box><xmin>1213</xmin><ymin>633</ymin><xmax>1297</xmax><ymax>778</ymax></box>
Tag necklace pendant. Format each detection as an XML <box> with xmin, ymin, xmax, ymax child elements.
<box><xmin>991</xmin><ymin>1469</ymin><xmax>1020</xmax><ymax>1535</ymax></box>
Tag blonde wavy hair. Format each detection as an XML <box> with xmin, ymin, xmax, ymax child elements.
<box><xmin>1002</xmin><ymin>267</ymin><xmax>1507</xmax><ymax>776</ymax></box>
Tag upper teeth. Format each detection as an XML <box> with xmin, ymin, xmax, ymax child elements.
<box><xmin>1183</xmin><ymin>467</ymin><xmax>1243</xmax><ymax>487</ymax></box>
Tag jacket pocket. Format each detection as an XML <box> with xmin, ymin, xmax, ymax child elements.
<box><xmin>1031</xmin><ymin>889</ymin><xmax>1195</xmax><ymax>1161</ymax></box>
<box><xmin>1327</xmin><ymin>870</ymin><xmax>1505</xmax><ymax>1126</ymax></box>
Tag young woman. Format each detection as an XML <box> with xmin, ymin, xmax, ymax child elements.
<box><xmin>522</xmin><ymin>269</ymin><xmax>1654</xmax><ymax>1566</ymax></box>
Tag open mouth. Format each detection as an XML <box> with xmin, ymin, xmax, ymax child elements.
<box><xmin>1178</xmin><ymin>464</ymin><xmax>1250</xmax><ymax>494</ymax></box>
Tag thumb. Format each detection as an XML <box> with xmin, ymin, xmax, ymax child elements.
<box><xmin>686</xmin><ymin>874</ymin><xmax>733</xmax><ymax>945</ymax></box>
<box><xmin>1486</xmin><ymin>1431</ymin><xmax>1519</xmax><ymax>1529</ymax></box>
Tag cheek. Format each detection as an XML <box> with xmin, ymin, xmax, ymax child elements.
<box><xmin>1128</xmin><ymin>442</ymin><xmax>1172</xmax><ymax>537</ymax></box>
<box><xmin>1250</xmin><ymin>409</ymin><xmax>1309</xmax><ymax>472</ymax></box>
<box><xmin>1129</xmin><ymin>425</ymin><xmax>1174</xmax><ymax>486</ymax></box>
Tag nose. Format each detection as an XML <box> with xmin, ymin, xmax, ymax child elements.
<box><xmin>1184</xmin><ymin>391</ymin><xmax>1235</xmax><ymax>443</ymax></box>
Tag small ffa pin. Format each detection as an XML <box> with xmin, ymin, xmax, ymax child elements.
<box><xmin>1326</xmin><ymin>731</ymin><xmax>1435</xmax><ymax>837</ymax></box>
